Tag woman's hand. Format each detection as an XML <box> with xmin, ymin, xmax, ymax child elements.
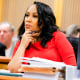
<box><xmin>20</xmin><ymin>29</ymin><xmax>39</xmax><ymax>49</ymax></box>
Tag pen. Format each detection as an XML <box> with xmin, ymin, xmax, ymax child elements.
<box><xmin>19</xmin><ymin>31</ymin><xmax>38</xmax><ymax>38</ymax></box>
<box><xmin>29</xmin><ymin>31</ymin><xmax>37</xmax><ymax>34</ymax></box>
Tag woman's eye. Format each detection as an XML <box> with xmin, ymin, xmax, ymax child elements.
<box><xmin>25</xmin><ymin>14</ymin><xmax>29</xmax><ymax>17</ymax></box>
<box><xmin>33</xmin><ymin>15</ymin><xmax>38</xmax><ymax>18</ymax></box>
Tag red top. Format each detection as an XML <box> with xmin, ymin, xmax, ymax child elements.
<box><xmin>12</xmin><ymin>31</ymin><xmax>76</xmax><ymax>66</ymax></box>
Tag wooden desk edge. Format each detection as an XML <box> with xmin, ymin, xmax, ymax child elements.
<box><xmin>0</xmin><ymin>56</ymin><xmax>11</xmax><ymax>63</ymax></box>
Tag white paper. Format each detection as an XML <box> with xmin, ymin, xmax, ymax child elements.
<box><xmin>21</xmin><ymin>57</ymin><xmax>80</xmax><ymax>80</ymax></box>
<box><xmin>21</xmin><ymin>57</ymin><xmax>65</xmax><ymax>69</ymax></box>
<box><xmin>22</xmin><ymin>72</ymin><xmax>60</xmax><ymax>80</ymax></box>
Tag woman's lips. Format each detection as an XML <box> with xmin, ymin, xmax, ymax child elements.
<box><xmin>25</xmin><ymin>24</ymin><xmax>31</xmax><ymax>28</ymax></box>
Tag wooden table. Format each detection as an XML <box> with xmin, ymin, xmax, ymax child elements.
<box><xmin>0</xmin><ymin>75</ymin><xmax>41</xmax><ymax>80</ymax></box>
<box><xmin>0</xmin><ymin>56</ymin><xmax>11</xmax><ymax>63</ymax></box>
<box><xmin>0</xmin><ymin>56</ymin><xmax>11</xmax><ymax>69</ymax></box>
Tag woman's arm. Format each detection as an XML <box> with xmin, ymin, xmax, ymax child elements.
<box><xmin>8</xmin><ymin>30</ymin><xmax>34</xmax><ymax>73</ymax></box>
<box><xmin>8</xmin><ymin>44</ymin><xmax>26</xmax><ymax>73</ymax></box>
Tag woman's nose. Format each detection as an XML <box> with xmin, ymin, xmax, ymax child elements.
<box><xmin>25</xmin><ymin>16</ymin><xmax>32</xmax><ymax>22</ymax></box>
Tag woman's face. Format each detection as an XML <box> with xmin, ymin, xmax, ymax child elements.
<box><xmin>24</xmin><ymin>4</ymin><xmax>40</xmax><ymax>32</ymax></box>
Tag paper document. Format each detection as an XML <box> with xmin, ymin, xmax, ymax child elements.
<box><xmin>21</xmin><ymin>57</ymin><xmax>65</xmax><ymax>69</ymax></box>
<box><xmin>20</xmin><ymin>57</ymin><xmax>66</xmax><ymax>80</ymax></box>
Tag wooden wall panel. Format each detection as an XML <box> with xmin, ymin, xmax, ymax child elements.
<box><xmin>62</xmin><ymin>0</ymin><xmax>80</xmax><ymax>30</ymax></box>
<box><xmin>54</xmin><ymin>0</ymin><xmax>63</xmax><ymax>28</ymax></box>
<box><xmin>2</xmin><ymin>0</ymin><xmax>55</xmax><ymax>34</ymax></box>
<box><xmin>1</xmin><ymin>0</ymin><xmax>80</xmax><ymax>33</ymax></box>
<box><xmin>0</xmin><ymin>0</ymin><xmax>3</xmax><ymax>22</ymax></box>
<box><xmin>2</xmin><ymin>0</ymin><xmax>28</xmax><ymax>34</ymax></box>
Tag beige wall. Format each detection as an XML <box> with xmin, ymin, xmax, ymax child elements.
<box><xmin>1</xmin><ymin>0</ymin><xmax>80</xmax><ymax>34</ymax></box>
<box><xmin>2</xmin><ymin>0</ymin><xmax>55</xmax><ymax>34</ymax></box>
<box><xmin>0</xmin><ymin>0</ymin><xmax>3</xmax><ymax>22</ymax></box>
<box><xmin>62</xmin><ymin>0</ymin><xmax>80</xmax><ymax>30</ymax></box>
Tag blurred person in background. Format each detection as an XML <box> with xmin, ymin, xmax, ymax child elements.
<box><xmin>66</xmin><ymin>24</ymin><xmax>80</xmax><ymax>60</ymax></box>
<box><xmin>66</xmin><ymin>24</ymin><xmax>80</xmax><ymax>38</ymax></box>
<box><xmin>0</xmin><ymin>22</ymin><xmax>18</xmax><ymax>57</ymax></box>
<box><xmin>59</xmin><ymin>29</ymin><xmax>66</xmax><ymax>35</ymax></box>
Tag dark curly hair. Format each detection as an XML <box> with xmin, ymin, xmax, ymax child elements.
<box><xmin>18</xmin><ymin>1</ymin><xmax>58</xmax><ymax>48</ymax></box>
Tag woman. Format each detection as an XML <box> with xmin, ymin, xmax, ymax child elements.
<box><xmin>8</xmin><ymin>1</ymin><xmax>76</xmax><ymax>73</ymax></box>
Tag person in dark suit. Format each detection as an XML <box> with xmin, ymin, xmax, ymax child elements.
<box><xmin>0</xmin><ymin>42</ymin><xmax>6</xmax><ymax>56</ymax></box>
<box><xmin>67</xmin><ymin>37</ymin><xmax>79</xmax><ymax>60</ymax></box>
<box><xmin>66</xmin><ymin>24</ymin><xmax>80</xmax><ymax>60</ymax></box>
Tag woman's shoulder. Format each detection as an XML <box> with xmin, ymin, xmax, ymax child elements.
<box><xmin>53</xmin><ymin>31</ymin><xmax>66</xmax><ymax>38</ymax></box>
